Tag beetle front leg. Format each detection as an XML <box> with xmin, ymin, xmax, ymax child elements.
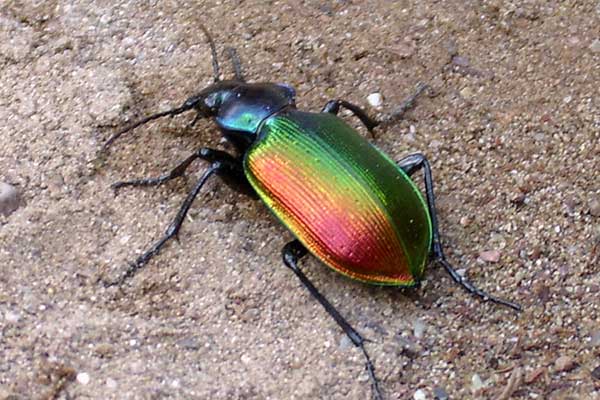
<box><xmin>105</xmin><ymin>152</ymin><xmax>245</xmax><ymax>287</ymax></box>
<box><xmin>282</xmin><ymin>240</ymin><xmax>383</xmax><ymax>400</ymax></box>
<box><xmin>111</xmin><ymin>148</ymin><xmax>244</xmax><ymax>191</ymax></box>
<box><xmin>397</xmin><ymin>153</ymin><xmax>522</xmax><ymax>311</ymax></box>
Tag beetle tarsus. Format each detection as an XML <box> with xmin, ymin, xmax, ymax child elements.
<box><xmin>282</xmin><ymin>240</ymin><xmax>384</xmax><ymax>400</ymax></box>
<box><xmin>362</xmin><ymin>347</ymin><xmax>384</xmax><ymax>400</ymax></box>
<box><xmin>381</xmin><ymin>82</ymin><xmax>430</xmax><ymax>126</ymax></box>
<box><xmin>110</xmin><ymin>149</ymin><xmax>207</xmax><ymax>191</ymax></box>
<box><xmin>397</xmin><ymin>153</ymin><xmax>522</xmax><ymax>311</ymax></box>
<box><xmin>438</xmin><ymin>259</ymin><xmax>522</xmax><ymax>311</ymax></box>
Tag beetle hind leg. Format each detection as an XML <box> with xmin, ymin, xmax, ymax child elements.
<box><xmin>282</xmin><ymin>240</ymin><xmax>383</xmax><ymax>400</ymax></box>
<box><xmin>397</xmin><ymin>153</ymin><xmax>522</xmax><ymax>311</ymax></box>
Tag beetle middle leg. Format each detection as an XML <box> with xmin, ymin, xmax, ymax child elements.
<box><xmin>282</xmin><ymin>240</ymin><xmax>383</xmax><ymax>400</ymax></box>
<box><xmin>322</xmin><ymin>100</ymin><xmax>379</xmax><ymax>132</ymax></box>
<box><xmin>106</xmin><ymin>149</ymin><xmax>246</xmax><ymax>286</ymax></box>
<box><xmin>397</xmin><ymin>153</ymin><xmax>522</xmax><ymax>311</ymax></box>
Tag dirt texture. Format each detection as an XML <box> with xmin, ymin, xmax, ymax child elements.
<box><xmin>1</xmin><ymin>1</ymin><xmax>599</xmax><ymax>399</ymax></box>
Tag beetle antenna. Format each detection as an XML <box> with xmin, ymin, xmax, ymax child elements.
<box><xmin>199</xmin><ymin>24</ymin><xmax>221</xmax><ymax>82</ymax></box>
<box><xmin>102</xmin><ymin>104</ymin><xmax>191</xmax><ymax>151</ymax></box>
<box><xmin>102</xmin><ymin>26</ymin><xmax>221</xmax><ymax>152</ymax></box>
<box><xmin>225</xmin><ymin>47</ymin><xmax>245</xmax><ymax>82</ymax></box>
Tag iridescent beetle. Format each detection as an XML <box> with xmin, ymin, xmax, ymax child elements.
<box><xmin>103</xmin><ymin>28</ymin><xmax>521</xmax><ymax>400</ymax></box>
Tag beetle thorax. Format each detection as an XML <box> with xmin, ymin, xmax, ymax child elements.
<box><xmin>213</xmin><ymin>82</ymin><xmax>296</xmax><ymax>136</ymax></box>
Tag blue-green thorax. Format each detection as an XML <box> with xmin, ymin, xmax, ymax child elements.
<box><xmin>195</xmin><ymin>81</ymin><xmax>295</xmax><ymax>152</ymax></box>
<box><xmin>215</xmin><ymin>82</ymin><xmax>295</xmax><ymax>133</ymax></box>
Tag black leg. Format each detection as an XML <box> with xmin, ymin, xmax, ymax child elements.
<box><xmin>322</xmin><ymin>100</ymin><xmax>379</xmax><ymax>133</ymax></box>
<box><xmin>105</xmin><ymin>152</ymin><xmax>243</xmax><ymax>287</ymax></box>
<box><xmin>387</xmin><ymin>82</ymin><xmax>429</xmax><ymax>122</ymax></box>
<box><xmin>111</xmin><ymin>148</ymin><xmax>239</xmax><ymax>191</ymax></box>
<box><xmin>397</xmin><ymin>153</ymin><xmax>521</xmax><ymax>311</ymax></box>
<box><xmin>282</xmin><ymin>240</ymin><xmax>383</xmax><ymax>400</ymax></box>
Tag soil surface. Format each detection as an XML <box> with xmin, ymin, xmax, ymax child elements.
<box><xmin>1</xmin><ymin>1</ymin><xmax>598</xmax><ymax>399</ymax></box>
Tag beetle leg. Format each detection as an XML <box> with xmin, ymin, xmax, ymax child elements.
<box><xmin>397</xmin><ymin>153</ymin><xmax>522</xmax><ymax>311</ymax></box>
<box><xmin>111</xmin><ymin>152</ymin><xmax>201</xmax><ymax>192</ymax></box>
<box><xmin>111</xmin><ymin>148</ymin><xmax>241</xmax><ymax>191</ymax></box>
<box><xmin>322</xmin><ymin>100</ymin><xmax>379</xmax><ymax>133</ymax></box>
<box><xmin>106</xmin><ymin>153</ymin><xmax>243</xmax><ymax>287</ymax></box>
<box><xmin>387</xmin><ymin>82</ymin><xmax>429</xmax><ymax>121</ymax></box>
<box><xmin>282</xmin><ymin>240</ymin><xmax>383</xmax><ymax>400</ymax></box>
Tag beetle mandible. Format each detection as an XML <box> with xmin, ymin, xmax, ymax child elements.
<box><xmin>103</xmin><ymin>27</ymin><xmax>521</xmax><ymax>400</ymax></box>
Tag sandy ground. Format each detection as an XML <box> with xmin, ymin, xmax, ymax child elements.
<box><xmin>1</xmin><ymin>1</ymin><xmax>599</xmax><ymax>399</ymax></box>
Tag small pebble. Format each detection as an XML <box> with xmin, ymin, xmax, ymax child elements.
<box><xmin>471</xmin><ymin>373</ymin><xmax>485</xmax><ymax>392</ymax></box>
<box><xmin>0</xmin><ymin>182</ymin><xmax>20</xmax><ymax>217</ymax></box>
<box><xmin>106</xmin><ymin>378</ymin><xmax>118</xmax><ymax>389</ymax></box>
<box><xmin>178</xmin><ymin>337</ymin><xmax>200</xmax><ymax>350</ymax></box>
<box><xmin>339</xmin><ymin>334</ymin><xmax>353</xmax><ymax>350</ymax></box>
<box><xmin>452</xmin><ymin>55</ymin><xmax>470</xmax><ymax>67</ymax></box>
<box><xmin>589</xmin><ymin>39</ymin><xmax>600</xmax><ymax>53</ymax></box>
<box><xmin>241</xmin><ymin>354</ymin><xmax>252</xmax><ymax>364</ymax></box>
<box><xmin>392</xmin><ymin>41</ymin><xmax>415</xmax><ymax>58</ymax></box>
<box><xmin>77</xmin><ymin>372</ymin><xmax>90</xmax><ymax>385</ymax></box>
<box><xmin>433</xmin><ymin>386</ymin><xmax>449</xmax><ymax>400</ymax></box>
<box><xmin>459</xmin><ymin>86</ymin><xmax>473</xmax><ymax>99</ymax></box>
<box><xmin>554</xmin><ymin>355</ymin><xmax>577</xmax><ymax>372</ymax></box>
<box><xmin>367</xmin><ymin>93</ymin><xmax>383</xmax><ymax>107</ymax></box>
<box><xmin>590</xmin><ymin>331</ymin><xmax>600</xmax><ymax>347</ymax></box>
<box><xmin>445</xmin><ymin>40</ymin><xmax>458</xmax><ymax>56</ymax></box>
<box><xmin>479</xmin><ymin>250</ymin><xmax>501</xmax><ymax>263</ymax></box>
<box><xmin>413</xmin><ymin>388</ymin><xmax>427</xmax><ymax>400</ymax></box>
<box><xmin>459</xmin><ymin>216</ymin><xmax>472</xmax><ymax>226</ymax></box>
<box><xmin>413</xmin><ymin>318</ymin><xmax>426</xmax><ymax>339</ymax></box>
<box><xmin>5</xmin><ymin>311</ymin><xmax>20</xmax><ymax>323</ymax></box>
<box><xmin>589</xmin><ymin>198</ymin><xmax>600</xmax><ymax>217</ymax></box>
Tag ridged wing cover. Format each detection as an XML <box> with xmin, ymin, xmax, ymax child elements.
<box><xmin>244</xmin><ymin>109</ymin><xmax>432</xmax><ymax>285</ymax></box>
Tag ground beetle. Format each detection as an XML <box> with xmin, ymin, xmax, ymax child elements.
<box><xmin>103</xmin><ymin>27</ymin><xmax>521</xmax><ymax>400</ymax></box>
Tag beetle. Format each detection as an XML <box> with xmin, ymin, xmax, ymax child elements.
<box><xmin>103</xmin><ymin>27</ymin><xmax>521</xmax><ymax>400</ymax></box>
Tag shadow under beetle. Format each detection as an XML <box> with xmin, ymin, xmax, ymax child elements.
<box><xmin>103</xmin><ymin>27</ymin><xmax>521</xmax><ymax>400</ymax></box>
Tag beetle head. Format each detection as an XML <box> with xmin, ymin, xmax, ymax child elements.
<box><xmin>102</xmin><ymin>27</ymin><xmax>296</xmax><ymax>152</ymax></box>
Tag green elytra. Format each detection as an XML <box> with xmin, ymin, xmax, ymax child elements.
<box><xmin>245</xmin><ymin>109</ymin><xmax>432</xmax><ymax>285</ymax></box>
